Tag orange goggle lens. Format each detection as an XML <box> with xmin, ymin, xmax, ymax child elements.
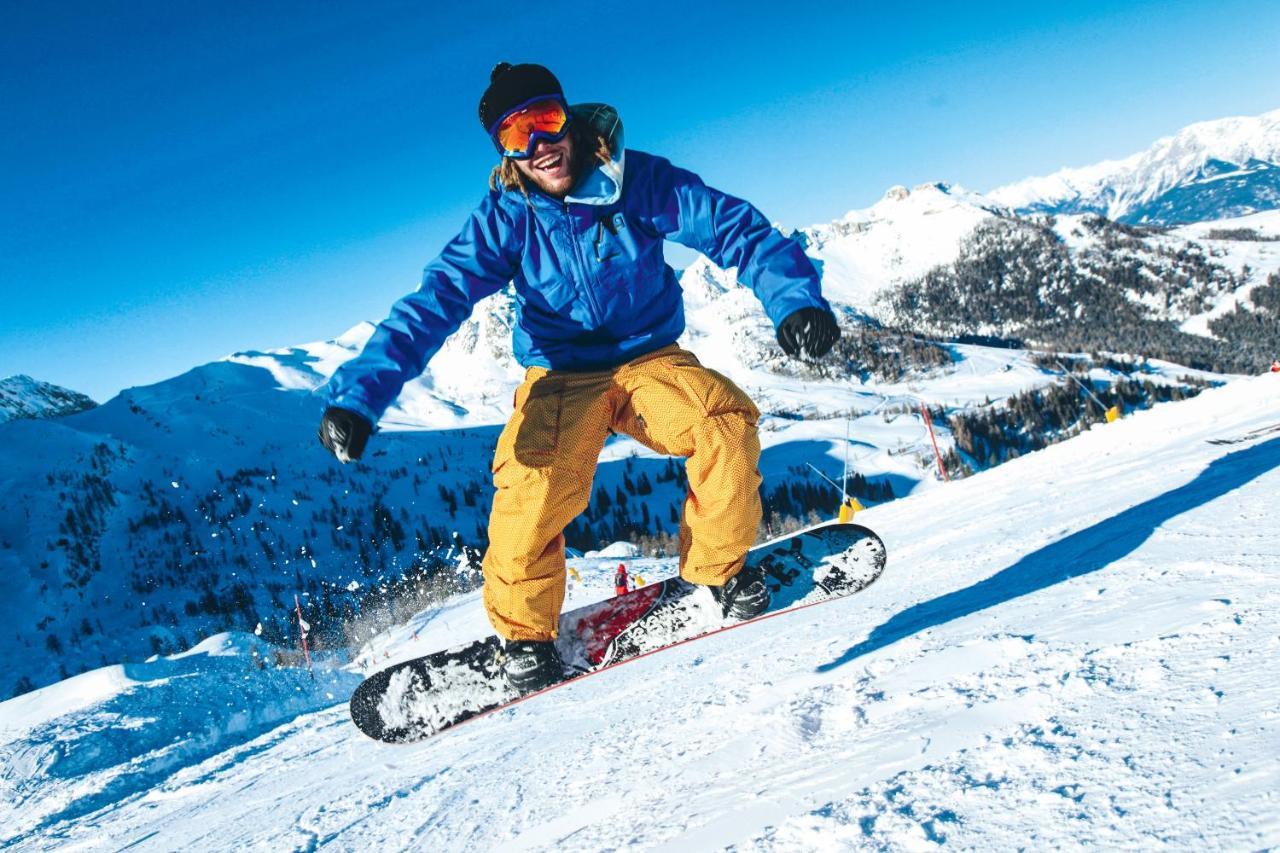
<box><xmin>493</xmin><ymin>99</ymin><xmax>569</xmax><ymax>158</ymax></box>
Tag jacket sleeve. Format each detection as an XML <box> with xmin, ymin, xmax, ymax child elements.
<box><xmin>639</xmin><ymin>152</ymin><xmax>830</xmax><ymax>329</ymax></box>
<box><xmin>325</xmin><ymin>195</ymin><xmax>518</xmax><ymax>424</ymax></box>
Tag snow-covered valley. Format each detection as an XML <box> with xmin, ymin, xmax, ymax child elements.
<box><xmin>4</xmin><ymin>371</ymin><xmax>1278</xmax><ymax>850</ymax></box>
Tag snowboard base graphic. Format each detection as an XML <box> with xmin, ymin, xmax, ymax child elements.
<box><xmin>350</xmin><ymin>523</ymin><xmax>886</xmax><ymax>743</ymax></box>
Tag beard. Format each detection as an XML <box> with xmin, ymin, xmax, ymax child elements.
<box><xmin>525</xmin><ymin>164</ymin><xmax>576</xmax><ymax>198</ymax></box>
<box><xmin>514</xmin><ymin>122</ymin><xmax>594</xmax><ymax>198</ymax></box>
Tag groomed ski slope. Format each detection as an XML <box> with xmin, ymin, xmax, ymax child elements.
<box><xmin>4</xmin><ymin>374</ymin><xmax>1280</xmax><ymax>850</ymax></box>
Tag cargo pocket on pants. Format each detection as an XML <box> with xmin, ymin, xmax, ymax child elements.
<box><xmin>497</xmin><ymin>375</ymin><xmax>564</xmax><ymax>472</ymax></box>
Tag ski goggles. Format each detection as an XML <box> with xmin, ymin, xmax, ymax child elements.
<box><xmin>489</xmin><ymin>96</ymin><xmax>571</xmax><ymax>159</ymax></box>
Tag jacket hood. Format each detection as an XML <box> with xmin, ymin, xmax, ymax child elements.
<box><xmin>564</xmin><ymin>103</ymin><xmax>625</xmax><ymax>206</ymax></box>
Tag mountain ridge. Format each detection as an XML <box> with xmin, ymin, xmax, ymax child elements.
<box><xmin>989</xmin><ymin>108</ymin><xmax>1280</xmax><ymax>224</ymax></box>
<box><xmin>0</xmin><ymin>375</ymin><xmax>97</xmax><ymax>424</ymax></box>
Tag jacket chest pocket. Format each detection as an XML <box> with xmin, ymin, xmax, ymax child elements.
<box><xmin>593</xmin><ymin>212</ymin><xmax>632</xmax><ymax>263</ymax></box>
<box><xmin>592</xmin><ymin>212</ymin><xmax>660</xmax><ymax>300</ymax></box>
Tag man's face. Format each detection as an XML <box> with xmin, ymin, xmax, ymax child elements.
<box><xmin>512</xmin><ymin>132</ymin><xmax>576</xmax><ymax>198</ymax></box>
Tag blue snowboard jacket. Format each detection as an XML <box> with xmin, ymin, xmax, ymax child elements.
<box><xmin>326</xmin><ymin>104</ymin><xmax>830</xmax><ymax>424</ymax></box>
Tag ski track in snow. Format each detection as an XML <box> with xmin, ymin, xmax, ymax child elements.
<box><xmin>3</xmin><ymin>376</ymin><xmax>1280</xmax><ymax>850</ymax></box>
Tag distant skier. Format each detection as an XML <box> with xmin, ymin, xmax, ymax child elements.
<box><xmin>614</xmin><ymin>563</ymin><xmax>629</xmax><ymax>596</ymax></box>
<box><xmin>318</xmin><ymin>62</ymin><xmax>839</xmax><ymax>694</ymax></box>
<box><xmin>1270</xmin><ymin>359</ymin><xmax>1279</xmax><ymax>373</ymax></box>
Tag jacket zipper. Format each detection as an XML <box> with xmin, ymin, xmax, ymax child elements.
<box><xmin>563</xmin><ymin>203</ymin><xmax>605</xmax><ymax>325</ymax></box>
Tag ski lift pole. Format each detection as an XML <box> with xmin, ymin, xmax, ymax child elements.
<box><xmin>294</xmin><ymin>593</ymin><xmax>314</xmax><ymax>678</ymax></box>
<box><xmin>805</xmin><ymin>462</ymin><xmax>864</xmax><ymax>520</ymax></box>
<box><xmin>839</xmin><ymin>416</ymin><xmax>853</xmax><ymax>521</ymax></box>
<box><xmin>841</xmin><ymin>416</ymin><xmax>850</xmax><ymax>506</ymax></box>
<box><xmin>806</xmin><ymin>462</ymin><xmax>845</xmax><ymax>494</ymax></box>
<box><xmin>1055</xmin><ymin>361</ymin><xmax>1120</xmax><ymax>422</ymax></box>
<box><xmin>919</xmin><ymin>403</ymin><xmax>950</xmax><ymax>482</ymax></box>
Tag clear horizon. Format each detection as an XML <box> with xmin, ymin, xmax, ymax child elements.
<box><xmin>2</xmin><ymin>0</ymin><xmax>1278</xmax><ymax>402</ymax></box>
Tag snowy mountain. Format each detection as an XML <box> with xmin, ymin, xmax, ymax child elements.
<box><xmin>782</xmin><ymin>181</ymin><xmax>1280</xmax><ymax>372</ymax></box>
<box><xmin>0</xmin><ymin>375</ymin><xmax>96</xmax><ymax>423</ymax></box>
<box><xmin>792</xmin><ymin>182</ymin><xmax>1006</xmax><ymax>312</ymax></box>
<box><xmin>4</xmin><ymin>371</ymin><xmax>1277</xmax><ymax>849</ymax></box>
<box><xmin>989</xmin><ymin>108</ymin><xmax>1280</xmax><ymax>224</ymax></box>
<box><xmin>7</xmin><ymin>171</ymin><xmax>1278</xmax><ymax>702</ymax></box>
<box><xmin>877</xmin><ymin>211</ymin><xmax>1280</xmax><ymax>371</ymax></box>
<box><xmin>0</xmin><ymin>337</ymin><xmax>515</xmax><ymax>699</ymax></box>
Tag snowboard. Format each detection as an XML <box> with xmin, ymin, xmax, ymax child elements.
<box><xmin>349</xmin><ymin>522</ymin><xmax>886</xmax><ymax>743</ymax></box>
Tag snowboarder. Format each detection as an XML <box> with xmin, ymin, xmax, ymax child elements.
<box><xmin>614</xmin><ymin>563</ymin><xmax>629</xmax><ymax>596</ymax></box>
<box><xmin>1270</xmin><ymin>360</ymin><xmax>1279</xmax><ymax>373</ymax></box>
<box><xmin>318</xmin><ymin>62</ymin><xmax>840</xmax><ymax>694</ymax></box>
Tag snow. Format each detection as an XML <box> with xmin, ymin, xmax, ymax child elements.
<box><xmin>1169</xmin><ymin>210</ymin><xmax>1280</xmax><ymax>336</ymax></box>
<box><xmin>795</xmin><ymin>182</ymin><xmax>1002</xmax><ymax>313</ymax></box>
<box><xmin>1173</xmin><ymin>208</ymin><xmax>1280</xmax><ymax>240</ymax></box>
<box><xmin>4</xmin><ymin>373</ymin><xmax>1279</xmax><ymax>849</ymax></box>
<box><xmin>0</xmin><ymin>375</ymin><xmax>97</xmax><ymax>423</ymax></box>
<box><xmin>582</xmin><ymin>541</ymin><xmax>641</xmax><ymax>559</ymax></box>
<box><xmin>0</xmin><ymin>631</ymin><xmax>357</xmax><ymax>844</ymax></box>
<box><xmin>0</xmin><ymin>667</ymin><xmax>134</xmax><ymax>737</ymax></box>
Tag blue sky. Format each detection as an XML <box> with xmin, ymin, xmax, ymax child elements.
<box><xmin>2</xmin><ymin>0</ymin><xmax>1278</xmax><ymax>401</ymax></box>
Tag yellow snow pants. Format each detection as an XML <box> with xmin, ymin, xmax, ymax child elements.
<box><xmin>482</xmin><ymin>345</ymin><xmax>763</xmax><ymax>641</ymax></box>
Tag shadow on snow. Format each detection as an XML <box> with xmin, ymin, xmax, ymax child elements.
<box><xmin>816</xmin><ymin>436</ymin><xmax>1280</xmax><ymax>674</ymax></box>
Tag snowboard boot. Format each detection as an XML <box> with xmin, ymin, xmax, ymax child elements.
<box><xmin>500</xmin><ymin>639</ymin><xmax>565</xmax><ymax>695</ymax></box>
<box><xmin>709</xmin><ymin>563</ymin><xmax>771</xmax><ymax>620</ymax></box>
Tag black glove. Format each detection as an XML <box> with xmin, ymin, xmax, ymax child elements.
<box><xmin>317</xmin><ymin>406</ymin><xmax>372</xmax><ymax>463</ymax></box>
<box><xmin>777</xmin><ymin>307</ymin><xmax>840</xmax><ymax>360</ymax></box>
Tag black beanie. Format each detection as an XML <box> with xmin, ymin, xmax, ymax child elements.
<box><xmin>478</xmin><ymin>62</ymin><xmax>564</xmax><ymax>132</ymax></box>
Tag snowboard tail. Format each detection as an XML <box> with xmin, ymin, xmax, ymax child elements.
<box><xmin>350</xmin><ymin>522</ymin><xmax>886</xmax><ymax>743</ymax></box>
